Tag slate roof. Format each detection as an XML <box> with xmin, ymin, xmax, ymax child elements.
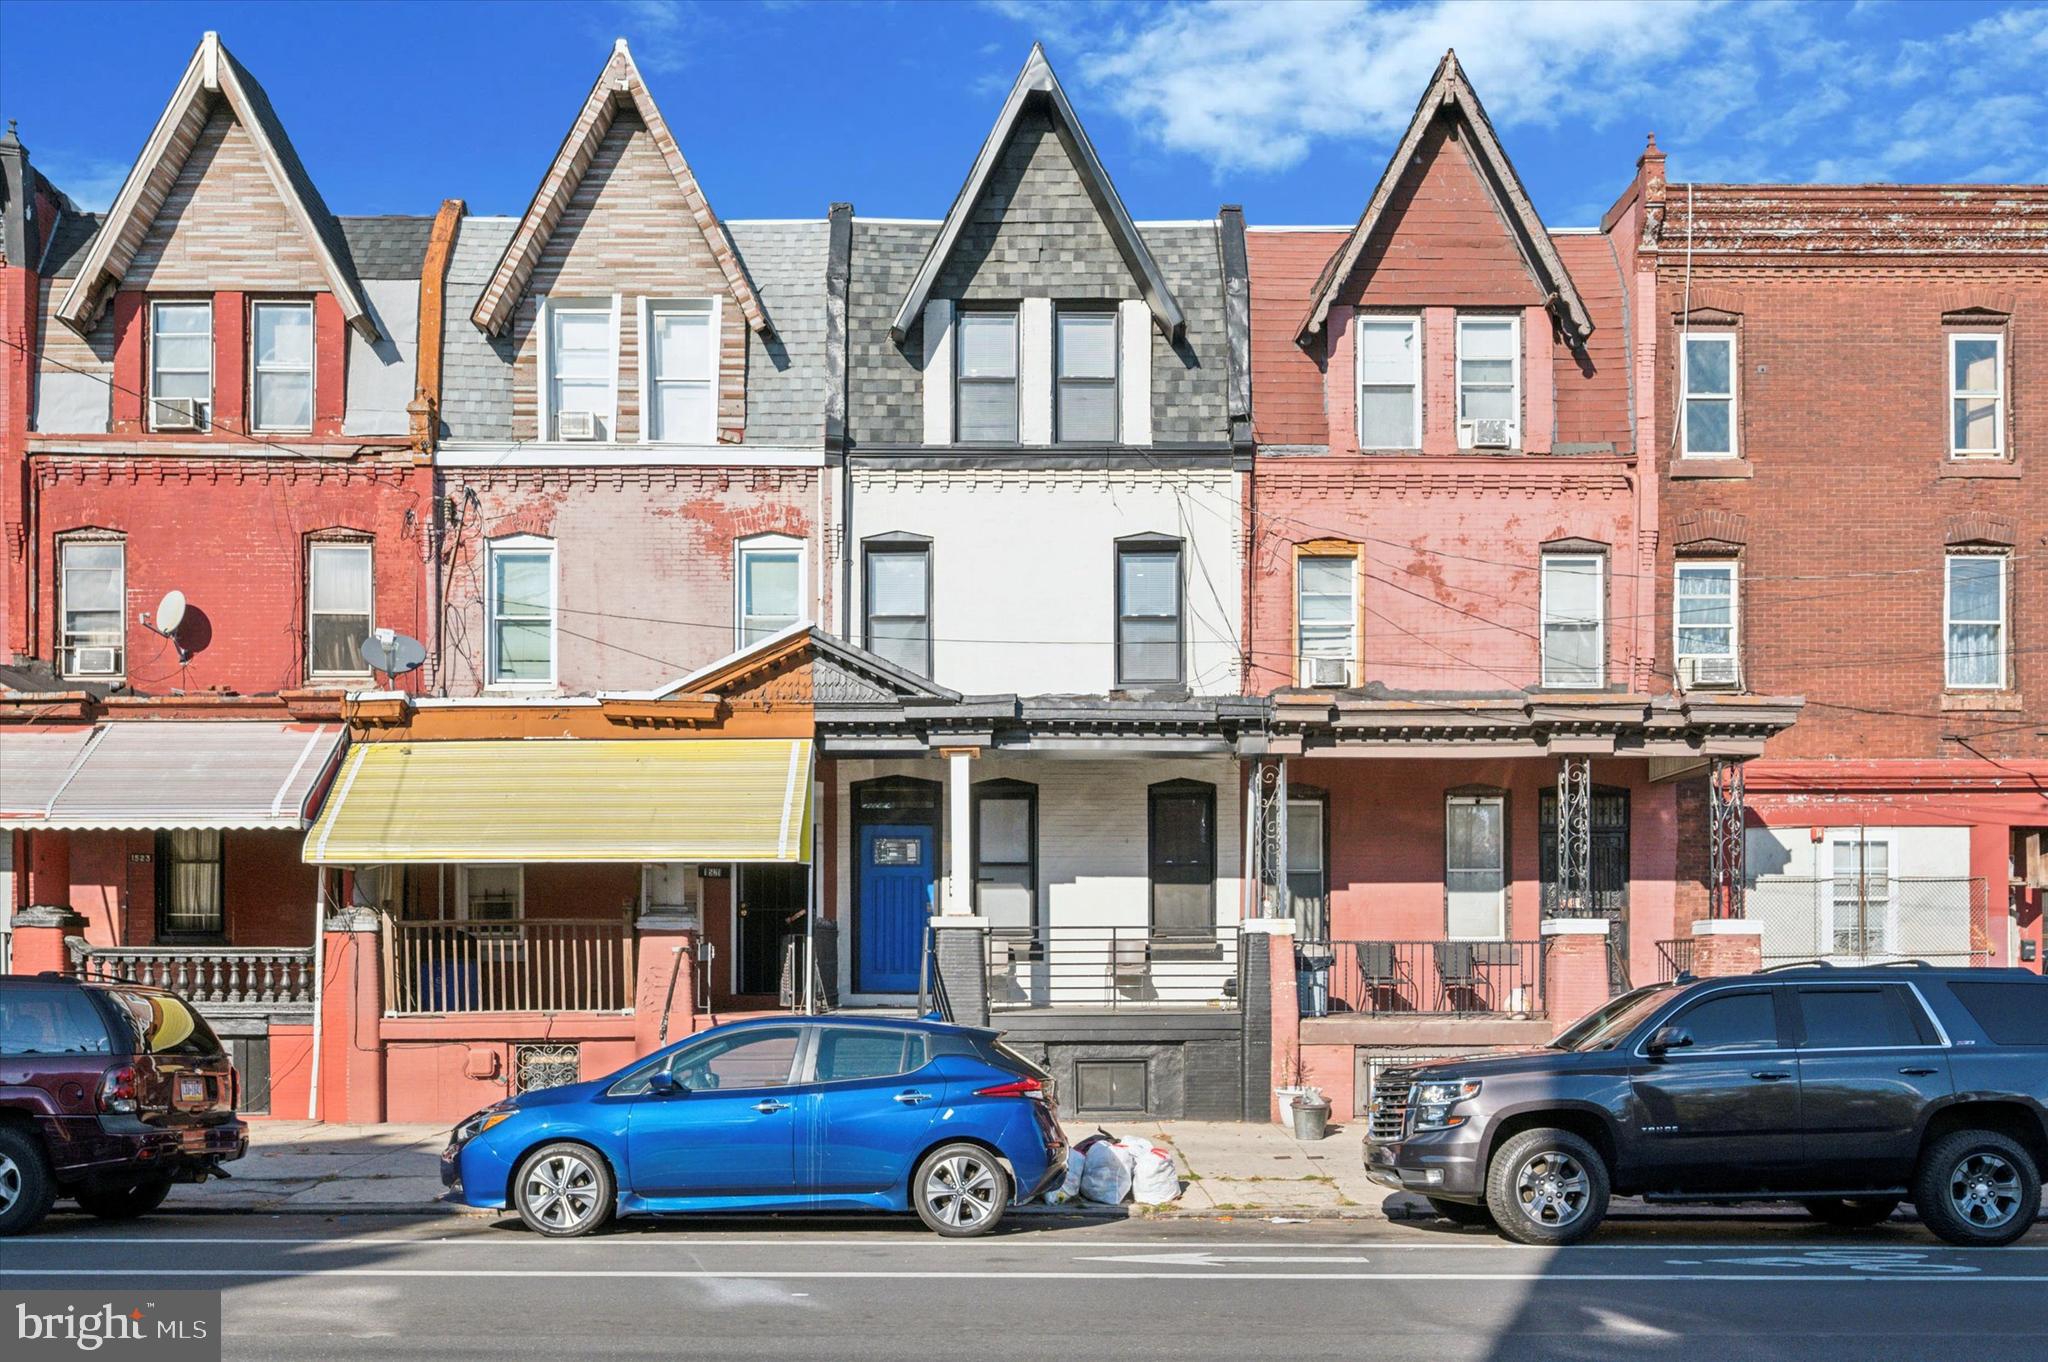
<box><xmin>437</xmin><ymin>216</ymin><xmax>519</xmax><ymax>442</ymax></box>
<box><xmin>38</xmin><ymin>209</ymin><xmax>103</xmax><ymax>279</ymax></box>
<box><xmin>338</xmin><ymin>216</ymin><xmax>436</xmax><ymax>279</ymax></box>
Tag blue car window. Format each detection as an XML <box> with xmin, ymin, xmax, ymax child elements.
<box><xmin>612</xmin><ymin>1027</ymin><xmax>803</xmax><ymax>1095</ymax></box>
<box><xmin>815</xmin><ymin>1029</ymin><xmax>923</xmax><ymax>1082</ymax></box>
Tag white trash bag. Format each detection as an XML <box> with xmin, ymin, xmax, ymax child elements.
<box><xmin>1078</xmin><ymin>1137</ymin><xmax>1135</xmax><ymax>1205</ymax></box>
<box><xmin>1043</xmin><ymin>1136</ymin><xmax>1094</xmax><ymax>1205</ymax></box>
<box><xmin>1122</xmin><ymin>1139</ymin><xmax>1180</xmax><ymax>1206</ymax></box>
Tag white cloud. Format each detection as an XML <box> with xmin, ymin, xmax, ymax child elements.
<box><xmin>35</xmin><ymin>154</ymin><xmax>130</xmax><ymax>213</ymax></box>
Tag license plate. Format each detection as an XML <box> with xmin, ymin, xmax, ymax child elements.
<box><xmin>178</xmin><ymin>1076</ymin><xmax>206</xmax><ymax>1104</ymax></box>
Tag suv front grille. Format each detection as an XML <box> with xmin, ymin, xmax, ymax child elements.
<box><xmin>1368</xmin><ymin>1065</ymin><xmax>1418</xmax><ymax>1143</ymax></box>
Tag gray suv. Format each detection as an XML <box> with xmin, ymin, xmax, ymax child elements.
<box><xmin>1365</xmin><ymin>964</ymin><xmax>2047</xmax><ymax>1246</ymax></box>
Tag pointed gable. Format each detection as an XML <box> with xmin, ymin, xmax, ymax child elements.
<box><xmin>470</xmin><ymin>39</ymin><xmax>767</xmax><ymax>339</ymax></box>
<box><xmin>889</xmin><ymin>45</ymin><xmax>1184</xmax><ymax>342</ymax></box>
<box><xmin>54</xmin><ymin>32</ymin><xmax>376</xmax><ymax>340</ymax></box>
<box><xmin>654</xmin><ymin>626</ymin><xmax>960</xmax><ymax>710</ymax></box>
<box><xmin>1300</xmin><ymin>50</ymin><xmax>1593</xmax><ymax>344</ymax></box>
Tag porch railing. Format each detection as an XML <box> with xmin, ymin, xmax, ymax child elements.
<box><xmin>986</xmin><ymin>926</ymin><xmax>1241</xmax><ymax>1011</ymax></box>
<box><xmin>1298</xmin><ymin>939</ymin><xmax>1546</xmax><ymax>1019</ymax></box>
<box><xmin>1746</xmin><ymin>876</ymin><xmax>1992</xmax><ymax>967</ymax></box>
<box><xmin>385</xmin><ymin>916</ymin><xmax>634</xmax><ymax>1015</ymax></box>
<box><xmin>67</xmin><ymin>942</ymin><xmax>315</xmax><ymax>1009</ymax></box>
<box><xmin>1655</xmin><ymin>937</ymin><xmax>1697</xmax><ymax>983</ymax></box>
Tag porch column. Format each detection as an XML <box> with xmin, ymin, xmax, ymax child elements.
<box><xmin>941</xmin><ymin>747</ymin><xmax>975</xmax><ymax>915</ymax></box>
<box><xmin>1690</xmin><ymin>918</ymin><xmax>1764</xmax><ymax>977</ymax></box>
<box><xmin>9</xmin><ymin>904</ymin><xmax>86</xmax><ymax>976</ymax></box>
<box><xmin>1541</xmin><ymin>918</ymin><xmax>1611</xmax><ymax>1028</ymax></box>
<box><xmin>634</xmin><ymin>908</ymin><xmax>699</xmax><ymax>1055</ymax></box>
<box><xmin>1554</xmin><ymin>754</ymin><xmax>1593</xmax><ymax>916</ymax></box>
<box><xmin>1707</xmin><ymin>757</ymin><xmax>1747</xmax><ymax>920</ymax></box>
<box><xmin>1239</xmin><ymin>918</ymin><xmax>1296</xmax><ymax>1124</ymax></box>
<box><xmin>318</xmin><ymin>901</ymin><xmax>386</xmax><ymax>1124</ymax></box>
<box><xmin>930</xmin><ymin>917</ymin><xmax>990</xmax><ymax>1028</ymax></box>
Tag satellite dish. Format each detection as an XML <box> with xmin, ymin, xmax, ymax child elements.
<box><xmin>360</xmin><ymin>629</ymin><xmax>426</xmax><ymax>681</ymax></box>
<box><xmin>153</xmin><ymin>590</ymin><xmax>187</xmax><ymax>637</ymax></box>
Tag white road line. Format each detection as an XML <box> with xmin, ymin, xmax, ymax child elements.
<box><xmin>7</xmin><ymin>1269</ymin><xmax>2048</xmax><ymax>1284</ymax></box>
<box><xmin>38</xmin><ymin>1235</ymin><xmax>2048</xmax><ymax>1251</ymax></box>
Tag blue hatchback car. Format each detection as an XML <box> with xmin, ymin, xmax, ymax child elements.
<box><xmin>442</xmin><ymin>1016</ymin><xmax>1067</xmax><ymax>1237</ymax></box>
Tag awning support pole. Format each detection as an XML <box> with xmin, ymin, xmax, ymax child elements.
<box><xmin>306</xmin><ymin>867</ymin><xmax>328</xmax><ymax>1121</ymax></box>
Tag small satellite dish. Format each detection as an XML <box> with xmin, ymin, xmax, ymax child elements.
<box><xmin>360</xmin><ymin>629</ymin><xmax>426</xmax><ymax>681</ymax></box>
<box><xmin>153</xmin><ymin>590</ymin><xmax>187</xmax><ymax>637</ymax></box>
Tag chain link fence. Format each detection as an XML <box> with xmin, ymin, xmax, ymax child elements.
<box><xmin>1746</xmin><ymin>876</ymin><xmax>1991</xmax><ymax>966</ymax></box>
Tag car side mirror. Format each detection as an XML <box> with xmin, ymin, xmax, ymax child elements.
<box><xmin>1647</xmin><ymin>1025</ymin><xmax>1694</xmax><ymax>1056</ymax></box>
<box><xmin>646</xmin><ymin>1070</ymin><xmax>686</xmax><ymax>1098</ymax></box>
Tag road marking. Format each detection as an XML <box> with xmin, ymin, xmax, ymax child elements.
<box><xmin>1697</xmin><ymin>1250</ymin><xmax>1978</xmax><ymax>1275</ymax></box>
<box><xmin>38</xmin><ymin>1234</ymin><xmax>2048</xmax><ymax>1252</ymax></box>
<box><xmin>1076</xmin><ymin>1252</ymin><xmax>1375</xmax><ymax>1266</ymax></box>
<box><xmin>8</xmin><ymin>1269</ymin><xmax>2048</xmax><ymax>1284</ymax></box>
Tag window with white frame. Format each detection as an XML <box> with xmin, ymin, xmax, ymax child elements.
<box><xmin>487</xmin><ymin>537</ymin><xmax>556</xmax><ymax>686</ymax></box>
<box><xmin>1356</xmin><ymin>315</ymin><xmax>1420</xmax><ymax>449</ymax></box>
<box><xmin>1949</xmin><ymin>333</ymin><xmax>2004</xmax><ymax>457</ymax></box>
<box><xmin>1945</xmin><ymin>552</ymin><xmax>2007</xmax><ymax>689</ymax></box>
<box><xmin>1056</xmin><ymin>311</ymin><xmax>1117</xmax><ymax>443</ymax></box>
<box><xmin>863</xmin><ymin>539</ymin><xmax>932</xmax><ymax>677</ymax></box>
<box><xmin>150</xmin><ymin>301</ymin><xmax>212</xmax><ymax>428</ymax></box>
<box><xmin>545</xmin><ymin>301</ymin><xmax>613</xmax><ymax>440</ymax></box>
<box><xmin>955</xmin><ymin>311</ymin><xmax>1019</xmax><ymax>442</ymax></box>
<box><xmin>1456</xmin><ymin>315</ymin><xmax>1518</xmax><ymax>442</ymax></box>
<box><xmin>737</xmin><ymin>537</ymin><xmax>804</xmax><ymax>647</ymax></box>
<box><xmin>1445</xmin><ymin>793</ymin><xmax>1506</xmax><ymax>940</ymax></box>
<box><xmin>59</xmin><ymin>538</ymin><xmax>125</xmax><ymax>679</ymax></box>
<box><xmin>1540</xmin><ymin>553</ymin><xmax>1605</xmax><ymax>688</ymax></box>
<box><xmin>461</xmin><ymin>865</ymin><xmax>523</xmax><ymax>921</ymax></box>
<box><xmin>1681</xmin><ymin>332</ymin><xmax>1736</xmax><ymax>457</ymax></box>
<box><xmin>1674</xmin><ymin>560</ymin><xmax>1739</xmax><ymax>682</ymax></box>
<box><xmin>1297</xmin><ymin>553</ymin><xmax>1358</xmax><ymax>684</ymax></box>
<box><xmin>250</xmin><ymin>301</ymin><xmax>314</xmax><ymax>432</ymax></box>
<box><xmin>647</xmin><ymin>300</ymin><xmax>716</xmax><ymax>443</ymax></box>
<box><xmin>1116</xmin><ymin>539</ymin><xmax>1184</xmax><ymax>687</ymax></box>
<box><xmin>307</xmin><ymin>541</ymin><xmax>373</xmax><ymax>678</ymax></box>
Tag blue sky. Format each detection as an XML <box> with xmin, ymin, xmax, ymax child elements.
<box><xmin>4</xmin><ymin>0</ymin><xmax>2043</xmax><ymax>228</ymax></box>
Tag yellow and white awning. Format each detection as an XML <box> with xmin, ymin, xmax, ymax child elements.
<box><xmin>305</xmin><ymin>738</ymin><xmax>813</xmax><ymax>865</ymax></box>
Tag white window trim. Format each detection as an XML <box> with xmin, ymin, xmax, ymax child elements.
<box><xmin>1539</xmin><ymin>552</ymin><xmax>1606</xmax><ymax>689</ymax></box>
<box><xmin>1054</xmin><ymin>307</ymin><xmax>1119</xmax><ymax>445</ymax></box>
<box><xmin>485</xmin><ymin>534</ymin><xmax>558</xmax><ymax>689</ymax></box>
<box><xmin>1455</xmin><ymin>313</ymin><xmax>1520</xmax><ymax>445</ymax></box>
<box><xmin>1354</xmin><ymin>312</ymin><xmax>1422</xmax><ymax>450</ymax></box>
<box><xmin>149</xmin><ymin>299</ymin><xmax>212</xmax><ymax>432</ymax></box>
<box><xmin>735</xmin><ymin>533</ymin><xmax>808</xmax><ymax>649</ymax></box>
<box><xmin>1821</xmin><ymin>830</ymin><xmax>1899</xmax><ymax>961</ymax></box>
<box><xmin>456</xmin><ymin>864</ymin><xmax>525</xmax><ymax>922</ymax></box>
<box><xmin>1944</xmin><ymin>551</ymin><xmax>2008</xmax><ymax>690</ymax></box>
<box><xmin>540</xmin><ymin>296</ymin><xmax>618</xmax><ymax>442</ymax></box>
<box><xmin>639</xmin><ymin>296</ymin><xmax>720</xmax><ymax>446</ymax></box>
<box><xmin>1673</xmin><ymin>559</ymin><xmax>1740</xmax><ymax>665</ymax></box>
<box><xmin>1296</xmin><ymin>551</ymin><xmax>1360</xmax><ymax>683</ymax></box>
<box><xmin>306</xmin><ymin>539</ymin><xmax>375</xmax><ymax>680</ymax></box>
<box><xmin>954</xmin><ymin>309</ymin><xmax>1021</xmax><ymax>444</ymax></box>
<box><xmin>57</xmin><ymin>535</ymin><xmax>125</xmax><ymax>681</ymax></box>
<box><xmin>248</xmin><ymin>299</ymin><xmax>315</xmax><ymax>434</ymax></box>
<box><xmin>1445</xmin><ymin>793</ymin><xmax>1508</xmax><ymax>942</ymax></box>
<box><xmin>1680</xmin><ymin>331</ymin><xmax>1738</xmax><ymax>459</ymax></box>
<box><xmin>1948</xmin><ymin>331</ymin><xmax>2005</xmax><ymax>459</ymax></box>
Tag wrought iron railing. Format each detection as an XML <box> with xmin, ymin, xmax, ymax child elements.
<box><xmin>985</xmin><ymin>926</ymin><xmax>1241</xmax><ymax>1011</ymax></box>
<box><xmin>1654</xmin><ymin>937</ymin><xmax>1697</xmax><ymax>983</ymax></box>
<box><xmin>1745</xmin><ymin>876</ymin><xmax>1992</xmax><ymax>966</ymax></box>
<box><xmin>68</xmin><ymin>942</ymin><xmax>315</xmax><ymax>1008</ymax></box>
<box><xmin>1298</xmin><ymin>939</ymin><xmax>1546</xmax><ymax>1018</ymax></box>
<box><xmin>385</xmin><ymin>916</ymin><xmax>634</xmax><ymax>1015</ymax></box>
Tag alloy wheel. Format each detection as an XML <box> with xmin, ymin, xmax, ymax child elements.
<box><xmin>0</xmin><ymin>1153</ymin><xmax>17</xmax><ymax>1215</ymax></box>
<box><xmin>522</xmin><ymin>1153</ymin><xmax>601</xmax><ymax>1232</ymax></box>
<box><xmin>923</xmin><ymin>1154</ymin><xmax>998</xmax><ymax>1231</ymax></box>
<box><xmin>1514</xmin><ymin>1150</ymin><xmax>1590</xmax><ymax>1228</ymax></box>
<box><xmin>1948</xmin><ymin>1152</ymin><xmax>2022</xmax><ymax>1230</ymax></box>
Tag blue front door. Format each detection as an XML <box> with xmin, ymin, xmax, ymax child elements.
<box><xmin>858</xmin><ymin>823</ymin><xmax>934</xmax><ymax>994</ymax></box>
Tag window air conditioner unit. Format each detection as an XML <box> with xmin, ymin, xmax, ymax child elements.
<box><xmin>70</xmin><ymin>646</ymin><xmax>119</xmax><ymax>676</ymax></box>
<box><xmin>556</xmin><ymin>410</ymin><xmax>600</xmax><ymax>441</ymax></box>
<box><xmin>1469</xmin><ymin>417</ymin><xmax>1513</xmax><ymax>449</ymax></box>
<box><xmin>152</xmin><ymin>397</ymin><xmax>204</xmax><ymax>432</ymax></box>
<box><xmin>1304</xmin><ymin>655</ymin><xmax>1353</xmax><ymax>688</ymax></box>
<box><xmin>1679</xmin><ymin>655</ymin><xmax>1741</xmax><ymax>689</ymax></box>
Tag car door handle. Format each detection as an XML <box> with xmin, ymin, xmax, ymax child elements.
<box><xmin>893</xmin><ymin>1091</ymin><xmax>933</xmax><ymax>1105</ymax></box>
<box><xmin>1750</xmin><ymin>1071</ymin><xmax>1792</xmax><ymax>1082</ymax></box>
<box><xmin>753</xmin><ymin>1099</ymin><xmax>791</xmax><ymax>1114</ymax></box>
<box><xmin>1898</xmin><ymin>1067</ymin><xmax>1939</xmax><ymax>1077</ymax></box>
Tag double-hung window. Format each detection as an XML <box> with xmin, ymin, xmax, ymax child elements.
<box><xmin>59</xmin><ymin>538</ymin><xmax>125</xmax><ymax>679</ymax></box>
<box><xmin>647</xmin><ymin>300</ymin><xmax>716</xmax><ymax>443</ymax></box>
<box><xmin>1446</xmin><ymin>794</ymin><xmax>1506</xmax><ymax>940</ymax></box>
<box><xmin>1356</xmin><ymin>315</ymin><xmax>1420</xmax><ymax>448</ymax></box>
<box><xmin>1297</xmin><ymin>554</ymin><xmax>1358</xmax><ymax>685</ymax></box>
<box><xmin>546</xmin><ymin>301</ymin><xmax>613</xmax><ymax>440</ymax></box>
<box><xmin>863</xmin><ymin>540</ymin><xmax>932</xmax><ymax>677</ymax></box>
<box><xmin>150</xmin><ymin>301</ymin><xmax>212</xmax><ymax>429</ymax></box>
<box><xmin>1540</xmin><ymin>553</ymin><xmax>1604</xmax><ymax>688</ymax></box>
<box><xmin>307</xmin><ymin>541</ymin><xmax>374</xmax><ymax>678</ymax></box>
<box><xmin>251</xmin><ymin>301</ymin><xmax>314</xmax><ymax>432</ymax></box>
<box><xmin>461</xmin><ymin>865</ymin><xmax>523</xmax><ymax>922</ymax></box>
<box><xmin>1116</xmin><ymin>540</ymin><xmax>1183</xmax><ymax>687</ymax></box>
<box><xmin>1674</xmin><ymin>561</ymin><xmax>1739</xmax><ymax>685</ymax></box>
<box><xmin>1681</xmin><ymin>333</ymin><xmax>1736</xmax><ymax>457</ymax></box>
<box><xmin>487</xmin><ymin>537</ymin><xmax>556</xmax><ymax>686</ymax></box>
<box><xmin>1456</xmin><ymin>315</ymin><xmax>1518</xmax><ymax>443</ymax></box>
<box><xmin>1945</xmin><ymin>552</ymin><xmax>2007</xmax><ymax>689</ymax></box>
<box><xmin>737</xmin><ymin>537</ymin><xmax>803</xmax><ymax>647</ymax></box>
<box><xmin>157</xmin><ymin>829</ymin><xmax>225</xmax><ymax>939</ymax></box>
<box><xmin>955</xmin><ymin>311</ymin><xmax>1019</xmax><ymax>442</ymax></box>
<box><xmin>1056</xmin><ymin>311</ymin><xmax>1117</xmax><ymax>442</ymax></box>
<box><xmin>1949</xmin><ymin>334</ymin><xmax>2004</xmax><ymax>457</ymax></box>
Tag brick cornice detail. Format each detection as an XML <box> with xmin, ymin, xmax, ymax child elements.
<box><xmin>1673</xmin><ymin>285</ymin><xmax>1743</xmax><ymax>318</ymax></box>
<box><xmin>1944</xmin><ymin>512</ymin><xmax>2016</xmax><ymax>548</ymax></box>
<box><xmin>33</xmin><ymin>460</ymin><xmax>415</xmax><ymax>489</ymax></box>
<box><xmin>1255</xmin><ymin>458</ymin><xmax>1634</xmax><ymax>500</ymax></box>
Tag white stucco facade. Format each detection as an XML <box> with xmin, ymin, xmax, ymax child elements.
<box><xmin>1745</xmin><ymin>823</ymin><xmax>1977</xmax><ymax>963</ymax></box>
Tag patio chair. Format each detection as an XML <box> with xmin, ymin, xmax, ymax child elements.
<box><xmin>1108</xmin><ymin>935</ymin><xmax>1152</xmax><ymax>1002</ymax></box>
<box><xmin>1468</xmin><ymin>940</ymin><xmax>1525</xmax><ymax>1012</ymax></box>
<box><xmin>1352</xmin><ymin>940</ymin><xmax>1408</xmax><ymax>1012</ymax></box>
<box><xmin>1432</xmin><ymin>940</ymin><xmax>1481</xmax><ymax>1012</ymax></box>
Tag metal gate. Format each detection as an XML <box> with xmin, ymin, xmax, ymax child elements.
<box><xmin>1540</xmin><ymin>785</ymin><xmax>1631</xmax><ymax>994</ymax></box>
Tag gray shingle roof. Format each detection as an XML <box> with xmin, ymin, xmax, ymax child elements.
<box><xmin>40</xmin><ymin>210</ymin><xmax>104</xmax><ymax>280</ymax></box>
<box><xmin>846</xmin><ymin>221</ymin><xmax>940</xmax><ymax>445</ymax></box>
<box><xmin>438</xmin><ymin>216</ymin><xmax>519</xmax><ymax>442</ymax></box>
<box><xmin>338</xmin><ymin>216</ymin><xmax>435</xmax><ymax>279</ymax></box>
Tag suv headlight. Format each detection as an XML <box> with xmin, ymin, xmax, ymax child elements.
<box><xmin>1411</xmin><ymin>1079</ymin><xmax>1480</xmax><ymax>1132</ymax></box>
<box><xmin>451</xmin><ymin>1104</ymin><xmax>514</xmax><ymax>1147</ymax></box>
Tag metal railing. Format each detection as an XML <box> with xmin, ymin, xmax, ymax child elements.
<box><xmin>1654</xmin><ymin>937</ymin><xmax>1697</xmax><ymax>983</ymax></box>
<box><xmin>1746</xmin><ymin>876</ymin><xmax>1993</xmax><ymax>967</ymax></box>
<box><xmin>68</xmin><ymin>942</ymin><xmax>315</xmax><ymax>1008</ymax></box>
<box><xmin>986</xmin><ymin>925</ymin><xmax>1241</xmax><ymax>1011</ymax></box>
<box><xmin>1299</xmin><ymin>939</ymin><xmax>1546</xmax><ymax>1018</ymax></box>
<box><xmin>385</xmin><ymin>916</ymin><xmax>634</xmax><ymax>1015</ymax></box>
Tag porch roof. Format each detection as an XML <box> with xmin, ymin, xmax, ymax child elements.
<box><xmin>1266</xmin><ymin>690</ymin><xmax>1803</xmax><ymax>757</ymax></box>
<box><xmin>304</xmin><ymin>737</ymin><xmax>813</xmax><ymax>865</ymax></box>
<box><xmin>0</xmin><ymin>721</ymin><xmax>345</xmax><ymax>829</ymax></box>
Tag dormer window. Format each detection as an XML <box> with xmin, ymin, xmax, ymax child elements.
<box><xmin>1056</xmin><ymin>310</ymin><xmax>1117</xmax><ymax>443</ymax></box>
<box><xmin>956</xmin><ymin>311</ymin><xmax>1019</xmax><ymax>442</ymax></box>
<box><xmin>1356</xmin><ymin>315</ymin><xmax>1420</xmax><ymax>449</ymax></box>
<box><xmin>1456</xmin><ymin>315</ymin><xmax>1519</xmax><ymax>447</ymax></box>
<box><xmin>544</xmin><ymin>300</ymin><xmax>614</xmax><ymax>440</ymax></box>
<box><xmin>149</xmin><ymin>301</ymin><xmax>212</xmax><ymax>430</ymax></box>
<box><xmin>251</xmin><ymin>301</ymin><xmax>314</xmax><ymax>433</ymax></box>
<box><xmin>646</xmin><ymin>299</ymin><xmax>717</xmax><ymax>443</ymax></box>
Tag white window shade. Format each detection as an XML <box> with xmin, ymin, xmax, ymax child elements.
<box><xmin>1298</xmin><ymin>555</ymin><xmax>1357</xmax><ymax>671</ymax></box>
<box><xmin>1446</xmin><ymin>796</ymin><xmax>1506</xmax><ymax>940</ymax></box>
<box><xmin>252</xmin><ymin>303</ymin><xmax>314</xmax><ymax>432</ymax></box>
<box><xmin>1457</xmin><ymin>317</ymin><xmax>1518</xmax><ymax>427</ymax></box>
<box><xmin>549</xmin><ymin>305</ymin><xmax>613</xmax><ymax>438</ymax></box>
<box><xmin>1675</xmin><ymin>563</ymin><xmax>1735</xmax><ymax>658</ymax></box>
<box><xmin>308</xmin><ymin>542</ymin><xmax>373</xmax><ymax>676</ymax></box>
<box><xmin>1945</xmin><ymin>554</ymin><xmax>2006</xmax><ymax>688</ymax></box>
<box><xmin>956</xmin><ymin>312</ymin><xmax>1019</xmax><ymax>442</ymax></box>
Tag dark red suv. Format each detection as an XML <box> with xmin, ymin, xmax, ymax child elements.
<box><xmin>1</xmin><ymin>974</ymin><xmax>247</xmax><ymax>1235</ymax></box>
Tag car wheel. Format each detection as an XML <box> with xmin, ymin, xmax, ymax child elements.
<box><xmin>512</xmin><ymin>1143</ymin><xmax>615</xmax><ymax>1239</ymax></box>
<box><xmin>1425</xmin><ymin>1196</ymin><xmax>1496</xmax><ymax>1227</ymax></box>
<box><xmin>1913</xmin><ymin>1130</ymin><xmax>2041</xmax><ymax>1248</ymax></box>
<box><xmin>913</xmin><ymin>1143</ymin><xmax>1009</xmax><ymax>1237</ymax></box>
<box><xmin>1804</xmin><ymin>1196</ymin><xmax>1902</xmax><ymax>1229</ymax></box>
<box><xmin>0</xmin><ymin>1126</ymin><xmax>57</xmax><ymax>1237</ymax></box>
<box><xmin>1485</xmin><ymin>1128</ymin><xmax>1610</xmax><ymax>1246</ymax></box>
<box><xmin>74</xmin><ymin>1176</ymin><xmax>175</xmax><ymax>1221</ymax></box>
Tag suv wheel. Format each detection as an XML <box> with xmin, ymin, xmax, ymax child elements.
<box><xmin>913</xmin><ymin>1143</ymin><xmax>1010</xmax><ymax>1237</ymax></box>
<box><xmin>1804</xmin><ymin>1196</ymin><xmax>1901</xmax><ymax>1228</ymax></box>
<box><xmin>0</xmin><ymin>1126</ymin><xmax>57</xmax><ymax>1237</ymax></box>
<box><xmin>75</xmin><ymin>1176</ymin><xmax>175</xmax><ymax>1221</ymax></box>
<box><xmin>512</xmin><ymin>1143</ymin><xmax>615</xmax><ymax>1238</ymax></box>
<box><xmin>1914</xmin><ymin>1130</ymin><xmax>2041</xmax><ymax>1248</ymax></box>
<box><xmin>1485</xmin><ymin>1128</ymin><xmax>1610</xmax><ymax>1246</ymax></box>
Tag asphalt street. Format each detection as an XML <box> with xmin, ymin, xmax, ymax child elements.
<box><xmin>6</xmin><ymin>1210</ymin><xmax>2046</xmax><ymax>1361</ymax></box>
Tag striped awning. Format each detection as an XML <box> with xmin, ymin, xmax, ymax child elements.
<box><xmin>304</xmin><ymin>738</ymin><xmax>814</xmax><ymax>865</ymax></box>
<box><xmin>0</xmin><ymin>722</ymin><xmax>345</xmax><ymax>830</ymax></box>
